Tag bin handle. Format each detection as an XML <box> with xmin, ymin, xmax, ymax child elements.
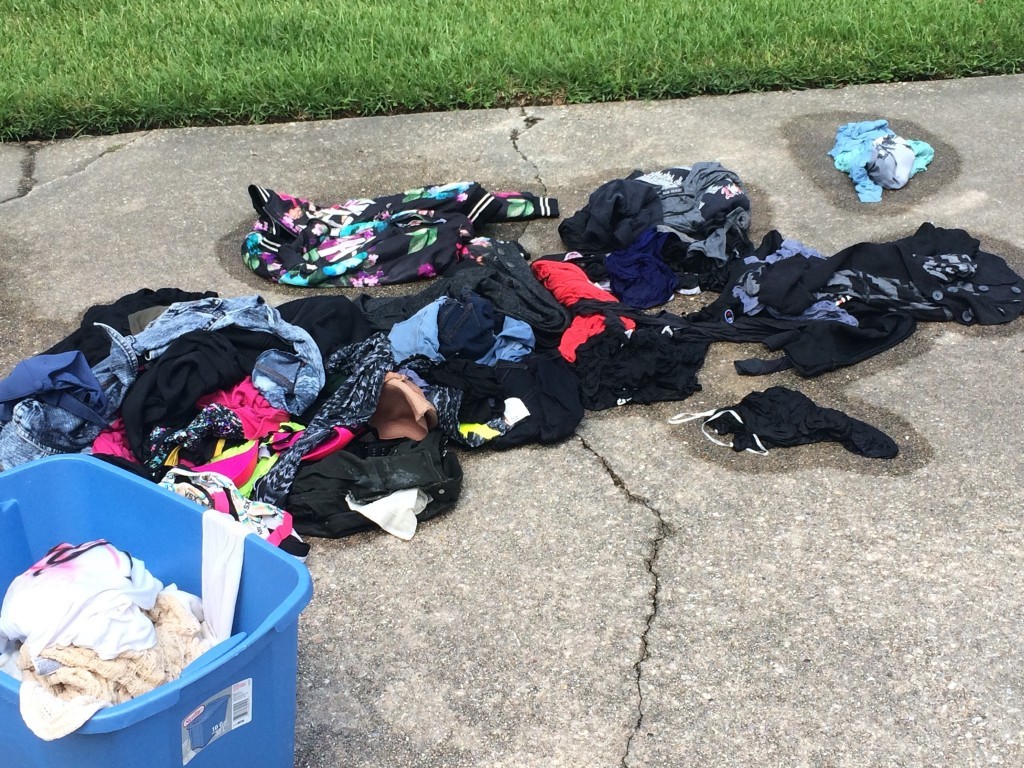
<box><xmin>181</xmin><ymin>632</ymin><xmax>249</xmax><ymax>677</ymax></box>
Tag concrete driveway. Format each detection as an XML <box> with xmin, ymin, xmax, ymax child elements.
<box><xmin>2</xmin><ymin>74</ymin><xmax>1023</xmax><ymax>767</ymax></box>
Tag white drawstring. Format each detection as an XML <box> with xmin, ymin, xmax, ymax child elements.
<box><xmin>746</xmin><ymin>432</ymin><xmax>769</xmax><ymax>456</ymax></box>
<box><xmin>667</xmin><ymin>408</ymin><xmax>768</xmax><ymax>455</ymax></box>
<box><xmin>667</xmin><ymin>407</ymin><xmax>719</xmax><ymax>424</ymax></box>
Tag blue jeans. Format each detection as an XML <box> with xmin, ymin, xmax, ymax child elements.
<box><xmin>388</xmin><ymin>298</ymin><xmax>445</xmax><ymax>364</ymax></box>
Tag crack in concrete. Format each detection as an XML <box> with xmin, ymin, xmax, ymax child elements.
<box><xmin>88</xmin><ymin>137</ymin><xmax>139</xmax><ymax>165</ymax></box>
<box><xmin>509</xmin><ymin>108</ymin><xmax>547</xmax><ymax>194</ymax></box>
<box><xmin>42</xmin><ymin>132</ymin><xmax>151</xmax><ymax>189</ymax></box>
<box><xmin>577</xmin><ymin>434</ymin><xmax>669</xmax><ymax>768</ymax></box>
<box><xmin>17</xmin><ymin>145</ymin><xmax>37</xmax><ymax>198</ymax></box>
<box><xmin>1</xmin><ymin>132</ymin><xmax>150</xmax><ymax>205</ymax></box>
<box><xmin>0</xmin><ymin>144</ymin><xmax>39</xmax><ymax>205</ymax></box>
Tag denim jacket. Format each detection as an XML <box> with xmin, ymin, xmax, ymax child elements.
<box><xmin>0</xmin><ymin>332</ymin><xmax>136</xmax><ymax>468</ymax></box>
<box><xmin>115</xmin><ymin>295</ymin><xmax>324</xmax><ymax>414</ymax></box>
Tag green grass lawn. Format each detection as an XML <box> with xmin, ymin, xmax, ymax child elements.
<box><xmin>1</xmin><ymin>0</ymin><xmax>1022</xmax><ymax>140</ymax></box>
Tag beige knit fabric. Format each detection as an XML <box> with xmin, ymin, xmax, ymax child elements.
<box><xmin>18</xmin><ymin>592</ymin><xmax>211</xmax><ymax>740</ymax></box>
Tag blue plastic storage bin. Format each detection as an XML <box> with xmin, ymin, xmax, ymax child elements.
<box><xmin>0</xmin><ymin>455</ymin><xmax>313</xmax><ymax>768</ymax></box>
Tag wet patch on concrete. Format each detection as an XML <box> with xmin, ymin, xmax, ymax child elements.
<box><xmin>983</xmin><ymin>234</ymin><xmax>1024</xmax><ymax>272</ymax></box>
<box><xmin>216</xmin><ymin>219</ymin><xmax>275</xmax><ymax>292</ymax></box>
<box><xmin>17</xmin><ymin>146</ymin><xmax>38</xmax><ymax>198</ymax></box>
<box><xmin>745</xmin><ymin>181</ymin><xmax>776</xmax><ymax>247</ymax></box>
<box><xmin>783</xmin><ymin>111</ymin><xmax>959</xmax><ymax>214</ymax></box>
<box><xmin>652</xmin><ymin>345</ymin><xmax>934</xmax><ymax>477</ymax></box>
<box><xmin>485</xmin><ymin>221</ymin><xmax>530</xmax><ymax>243</ymax></box>
<box><xmin>0</xmin><ymin>231</ymin><xmax>77</xmax><ymax>375</ymax></box>
<box><xmin>0</xmin><ymin>143</ymin><xmax>40</xmax><ymax>205</ymax></box>
<box><xmin>645</xmin><ymin>396</ymin><xmax>932</xmax><ymax>478</ymax></box>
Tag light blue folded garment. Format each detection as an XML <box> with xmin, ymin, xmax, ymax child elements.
<box><xmin>829</xmin><ymin>119</ymin><xmax>934</xmax><ymax>203</ymax></box>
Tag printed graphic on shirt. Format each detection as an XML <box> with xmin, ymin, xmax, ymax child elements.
<box><xmin>181</xmin><ymin>678</ymin><xmax>253</xmax><ymax>765</ymax></box>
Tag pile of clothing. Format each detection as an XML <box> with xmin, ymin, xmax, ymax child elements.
<box><xmin>0</xmin><ymin>246</ymin><xmax>586</xmax><ymax>542</ymax></box>
<box><xmin>554</xmin><ymin>162</ymin><xmax>753</xmax><ymax>295</ymax></box>
<box><xmin>687</xmin><ymin>223</ymin><xmax>1024</xmax><ymax>377</ymax></box>
<box><xmin>1</xmin><ymin>169</ymin><xmax>1022</xmax><ymax>547</ymax></box>
<box><xmin>530</xmin><ymin>166</ymin><xmax>1023</xmax><ymax>416</ymax></box>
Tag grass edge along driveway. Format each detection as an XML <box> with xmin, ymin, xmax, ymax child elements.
<box><xmin>1</xmin><ymin>0</ymin><xmax>1023</xmax><ymax>140</ymax></box>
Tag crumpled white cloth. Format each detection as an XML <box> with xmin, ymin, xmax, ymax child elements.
<box><xmin>0</xmin><ymin>540</ymin><xmax>163</xmax><ymax>665</ymax></box>
<box><xmin>346</xmin><ymin>488</ymin><xmax>429</xmax><ymax>540</ymax></box>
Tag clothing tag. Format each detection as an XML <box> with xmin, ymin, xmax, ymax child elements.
<box><xmin>32</xmin><ymin>657</ymin><xmax>62</xmax><ymax>676</ymax></box>
<box><xmin>502</xmin><ymin>398</ymin><xmax>530</xmax><ymax>427</ymax></box>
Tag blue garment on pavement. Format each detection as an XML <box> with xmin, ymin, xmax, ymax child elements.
<box><xmin>605</xmin><ymin>227</ymin><xmax>680</xmax><ymax>309</ymax></box>
<box><xmin>389</xmin><ymin>293</ymin><xmax>536</xmax><ymax>366</ymax></box>
<box><xmin>0</xmin><ymin>333</ymin><xmax>137</xmax><ymax>469</ymax></box>
<box><xmin>0</xmin><ymin>351</ymin><xmax>108</xmax><ymax>425</ymax></box>
<box><xmin>829</xmin><ymin>120</ymin><xmax>934</xmax><ymax>203</ymax></box>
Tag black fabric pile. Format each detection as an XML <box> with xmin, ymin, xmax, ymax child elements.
<box><xmin>688</xmin><ymin>223</ymin><xmax>1024</xmax><ymax>377</ymax></box>
<box><xmin>677</xmin><ymin>387</ymin><xmax>899</xmax><ymax>458</ymax></box>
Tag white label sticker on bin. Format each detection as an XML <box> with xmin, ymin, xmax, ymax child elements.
<box><xmin>181</xmin><ymin>678</ymin><xmax>253</xmax><ymax>765</ymax></box>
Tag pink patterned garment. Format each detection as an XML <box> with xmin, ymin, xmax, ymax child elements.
<box><xmin>195</xmin><ymin>377</ymin><xmax>290</xmax><ymax>440</ymax></box>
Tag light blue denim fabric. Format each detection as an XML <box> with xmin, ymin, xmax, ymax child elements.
<box><xmin>119</xmin><ymin>295</ymin><xmax>324</xmax><ymax>414</ymax></box>
<box><xmin>388</xmin><ymin>298</ymin><xmax>446</xmax><ymax>364</ymax></box>
<box><xmin>0</xmin><ymin>329</ymin><xmax>137</xmax><ymax>469</ymax></box>
<box><xmin>0</xmin><ymin>403</ymin><xmax>85</xmax><ymax>467</ymax></box>
<box><xmin>476</xmin><ymin>317</ymin><xmax>535</xmax><ymax>365</ymax></box>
